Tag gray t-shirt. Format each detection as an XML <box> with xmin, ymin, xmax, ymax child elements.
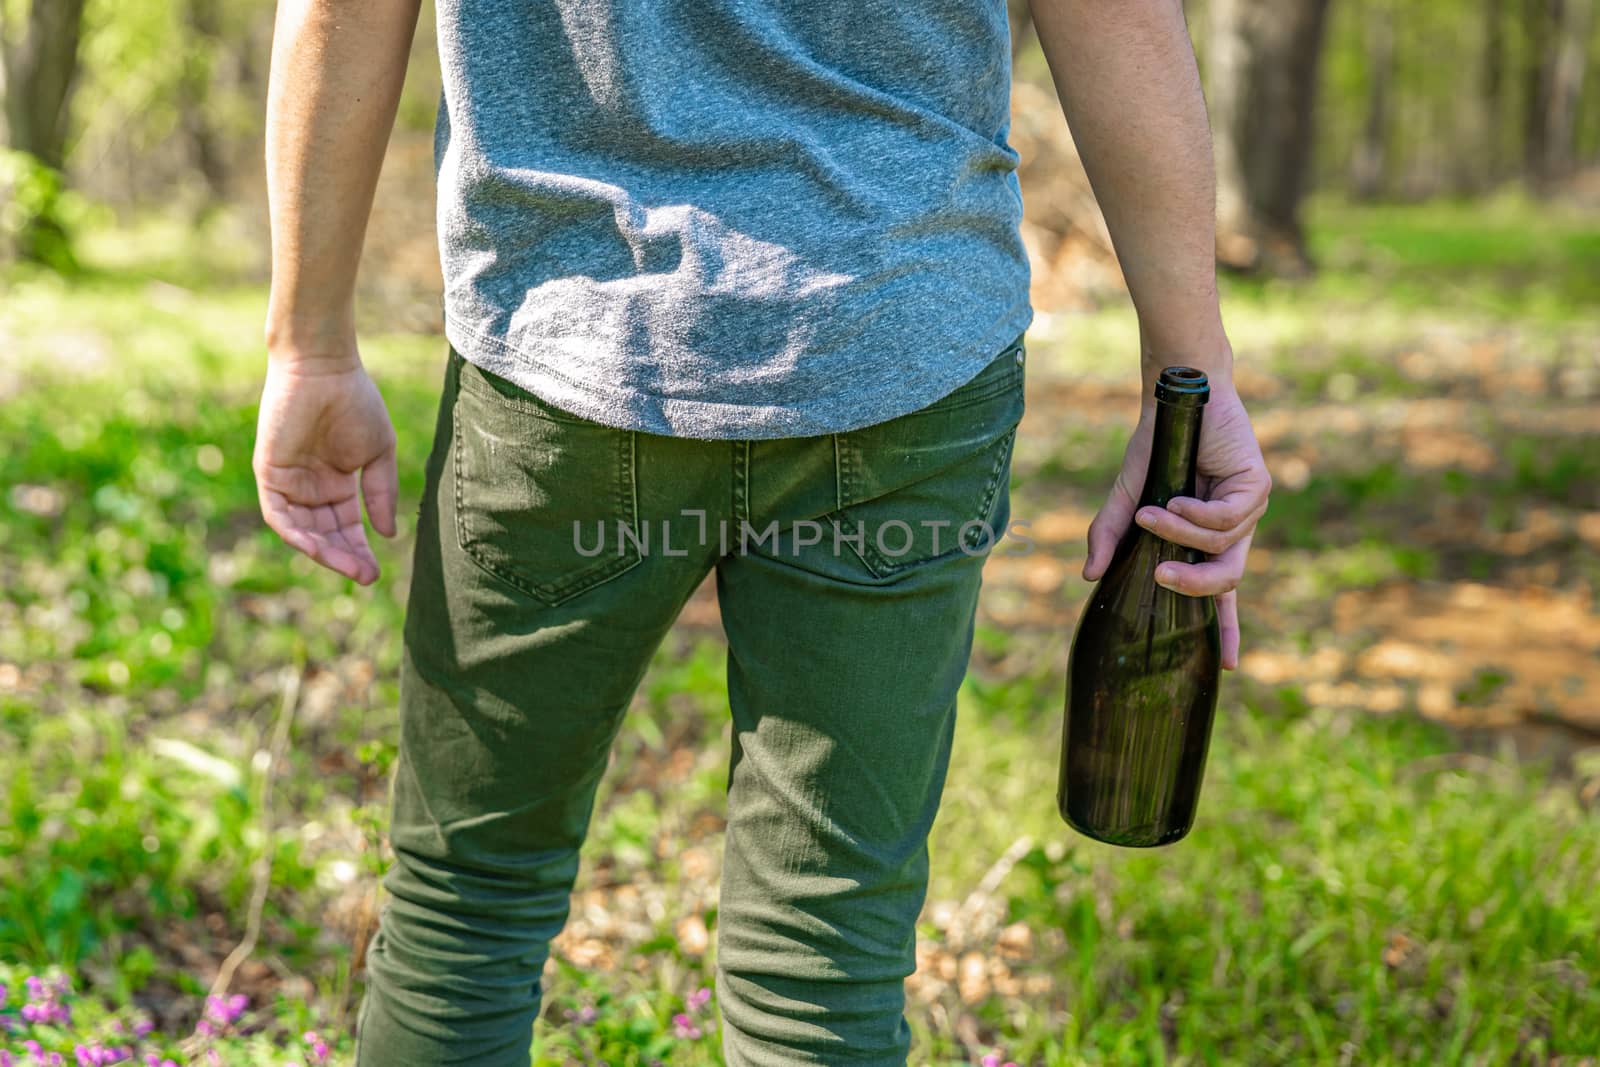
<box><xmin>433</xmin><ymin>0</ymin><xmax>1033</xmax><ymax>440</ymax></box>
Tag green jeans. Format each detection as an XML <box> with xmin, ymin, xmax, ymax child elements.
<box><xmin>355</xmin><ymin>333</ymin><xmax>1027</xmax><ymax>1066</ymax></box>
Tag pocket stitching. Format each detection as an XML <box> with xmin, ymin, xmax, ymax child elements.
<box><xmin>451</xmin><ymin>384</ymin><xmax>644</xmax><ymax>606</ymax></box>
<box><xmin>535</xmin><ymin>428</ymin><xmax>643</xmax><ymax>605</ymax></box>
<box><xmin>964</xmin><ymin>426</ymin><xmax>1018</xmax><ymax>552</ymax></box>
<box><xmin>838</xmin><ymin>360</ymin><xmax>1022</xmax><ymax>513</ymax></box>
<box><xmin>836</xmin><ymin>344</ymin><xmax>1025</xmax><ymax>577</ymax></box>
<box><xmin>850</xmin><ymin>426</ymin><xmax>1017</xmax><ymax>578</ymax></box>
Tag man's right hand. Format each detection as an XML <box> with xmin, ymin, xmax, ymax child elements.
<box><xmin>252</xmin><ymin>354</ymin><xmax>399</xmax><ymax>586</ymax></box>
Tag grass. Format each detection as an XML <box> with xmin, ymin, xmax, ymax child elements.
<box><xmin>1234</xmin><ymin>192</ymin><xmax>1600</xmax><ymax>325</ymax></box>
<box><xmin>2</xmin><ymin>195</ymin><xmax>1599</xmax><ymax>1065</ymax></box>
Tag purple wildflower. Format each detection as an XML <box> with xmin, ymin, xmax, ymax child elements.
<box><xmin>670</xmin><ymin>1013</ymin><xmax>702</xmax><ymax>1040</ymax></box>
<box><xmin>687</xmin><ymin>986</ymin><xmax>712</xmax><ymax>1011</ymax></box>
<box><xmin>19</xmin><ymin>975</ymin><xmax>71</xmax><ymax>1027</ymax></box>
<box><xmin>302</xmin><ymin>1031</ymin><xmax>329</xmax><ymax>1065</ymax></box>
<box><xmin>202</xmin><ymin>994</ymin><xmax>247</xmax><ymax>1030</ymax></box>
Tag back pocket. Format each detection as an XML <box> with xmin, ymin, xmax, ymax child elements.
<box><xmin>452</xmin><ymin>355</ymin><xmax>642</xmax><ymax>606</ymax></box>
<box><xmin>835</xmin><ymin>338</ymin><xmax>1026</xmax><ymax>578</ymax></box>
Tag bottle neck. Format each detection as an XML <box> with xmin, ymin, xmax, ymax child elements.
<box><xmin>1138</xmin><ymin>399</ymin><xmax>1203</xmax><ymax>509</ymax></box>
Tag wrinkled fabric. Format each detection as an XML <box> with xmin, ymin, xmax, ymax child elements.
<box><xmin>355</xmin><ymin>334</ymin><xmax>1026</xmax><ymax>1065</ymax></box>
<box><xmin>433</xmin><ymin>0</ymin><xmax>1032</xmax><ymax>439</ymax></box>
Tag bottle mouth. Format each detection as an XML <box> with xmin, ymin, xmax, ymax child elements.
<box><xmin>1154</xmin><ymin>366</ymin><xmax>1210</xmax><ymax>405</ymax></box>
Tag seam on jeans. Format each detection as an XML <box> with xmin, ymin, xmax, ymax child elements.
<box><xmin>838</xmin><ymin>435</ymin><xmax>851</xmax><ymax>518</ymax></box>
<box><xmin>732</xmin><ymin>440</ymin><xmax>751</xmax><ymax>528</ymax></box>
<box><xmin>541</xmin><ymin>429</ymin><xmax>644</xmax><ymax>605</ymax></box>
<box><xmin>451</xmin><ymin>392</ymin><xmax>644</xmax><ymax>606</ymax></box>
<box><xmin>842</xmin><ymin>431</ymin><xmax>857</xmax><ymax>509</ymax></box>
<box><xmin>964</xmin><ymin>427</ymin><xmax>1017</xmax><ymax>552</ymax></box>
<box><xmin>850</xmin><ymin>414</ymin><xmax>1020</xmax><ymax>578</ymax></box>
<box><xmin>916</xmin><ymin>365</ymin><xmax>1022</xmax><ymax>415</ymax></box>
<box><xmin>834</xmin><ymin>344</ymin><xmax>1019</xmax><ymax>517</ymax></box>
<box><xmin>450</xmin><ymin>381</ymin><xmax>472</xmax><ymax>588</ymax></box>
<box><xmin>627</xmin><ymin>431</ymin><xmax>639</xmax><ymax>548</ymax></box>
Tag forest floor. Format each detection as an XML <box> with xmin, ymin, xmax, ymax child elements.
<box><xmin>1</xmin><ymin>195</ymin><xmax>1598</xmax><ymax>1065</ymax></box>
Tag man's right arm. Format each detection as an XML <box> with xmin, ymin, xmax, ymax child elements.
<box><xmin>254</xmin><ymin>0</ymin><xmax>421</xmax><ymax>585</ymax></box>
<box><xmin>265</xmin><ymin>0</ymin><xmax>422</xmax><ymax>364</ymax></box>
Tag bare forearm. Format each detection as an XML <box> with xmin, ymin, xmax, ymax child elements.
<box><xmin>1030</xmin><ymin>0</ymin><xmax>1229</xmax><ymax>385</ymax></box>
<box><xmin>264</xmin><ymin>0</ymin><xmax>421</xmax><ymax>363</ymax></box>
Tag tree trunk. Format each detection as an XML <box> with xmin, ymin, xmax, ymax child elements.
<box><xmin>179</xmin><ymin>0</ymin><xmax>229</xmax><ymax>201</ymax></box>
<box><xmin>1483</xmin><ymin>0</ymin><xmax>1507</xmax><ymax>182</ymax></box>
<box><xmin>1524</xmin><ymin>0</ymin><xmax>1555</xmax><ymax>185</ymax></box>
<box><xmin>1209</xmin><ymin>0</ymin><xmax>1249</xmax><ymax>255</ymax></box>
<box><xmin>1209</xmin><ymin>0</ymin><xmax>1335</xmax><ymax>276</ymax></box>
<box><xmin>0</xmin><ymin>0</ymin><xmax>88</xmax><ymax>170</ymax></box>
<box><xmin>1351</xmin><ymin>0</ymin><xmax>1394</xmax><ymax>199</ymax></box>
<box><xmin>1544</xmin><ymin>0</ymin><xmax>1593</xmax><ymax>182</ymax></box>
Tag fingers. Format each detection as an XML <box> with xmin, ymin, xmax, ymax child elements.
<box><xmin>1154</xmin><ymin>530</ymin><xmax>1252</xmax><ymax>598</ymax></box>
<box><xmin>1135</xmin><ymin>492</ymin><xmax>1267</xmax><ymax>555</ymax></box>
<box><xmin>362</xmin><ymin>446</ymin><xmax>400</xmax><ymax>539</ymax></box>
<box><xmin>1083</xmin><ymin>469</ymin><xmax>1140</xmax><ymax>581</ymax></box>
<box><xmin>295</xmin><ymin>526</ymin><xmax>382</xmax><ymax>587</ymax></box>
<box><xmin>258</xmin><ymin>485</ymin><xmax>382</xmax><ymax>586</ymax></box>
<box><xmin>1163</xmin><ymin>466</ymin><xmax>1271</xmax><ymax>532</ymax></box>
<box><xmin>1217</xmin><ymin>589</ymin><xmax>1239</xmax><ymax>670</ymax></box>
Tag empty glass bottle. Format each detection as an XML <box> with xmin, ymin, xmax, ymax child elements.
<box><xmin>1058</xmin><ymin>366</ymin><xmax>1221</xmax><ymax>847</ymax></box>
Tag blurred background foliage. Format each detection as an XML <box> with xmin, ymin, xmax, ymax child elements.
<box><xmin>2</xmin><ymin>1</ymin><xmax>1599</xmax><ymax>1065</ymax></box>
<box><xmin>4</xmin><ymin>0</ymin><xmax>1600</xmax><ymax>274</ymax></box>
<box><xmin>1</xmin><ymin>0</ymin><xmax>1598</xmax><ymax>267</ymax></box>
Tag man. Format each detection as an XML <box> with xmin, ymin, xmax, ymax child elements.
<box><xmin>253</xmin><ymin>0</ymin><xmax>1271</xmax><ymax>1063</ymax></box>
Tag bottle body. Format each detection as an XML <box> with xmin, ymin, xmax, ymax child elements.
<box><xmin>1058</xmin><ymin>527</ymin><xmax>1220</xmax><ymax>846</ymax></box>
<box><xmin>1058</xmin><ymin>366</ymin><xmax>1221</xmax><ymax>847</ymax></box>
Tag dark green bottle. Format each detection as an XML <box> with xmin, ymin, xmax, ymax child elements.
<box><xmin>1058</xmin><ymin>366</ymin><xmax>1221</xmax><ymax>847</ymax></box>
